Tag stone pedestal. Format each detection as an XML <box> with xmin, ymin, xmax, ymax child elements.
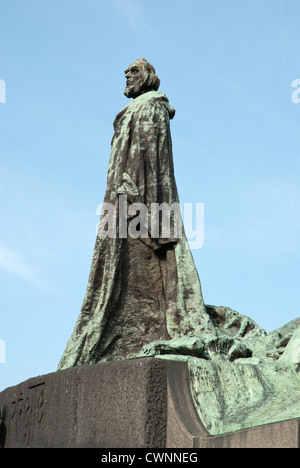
<box><xmin>0</xmin><ymin>358</ymin><xmax>299</xmax><ymax>448</ymax></box>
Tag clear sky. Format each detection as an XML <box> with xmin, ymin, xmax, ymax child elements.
<box><xmin>1</xmin><ymin>0</ymin><xmax>300</xmax><ymax>391</ymax></box>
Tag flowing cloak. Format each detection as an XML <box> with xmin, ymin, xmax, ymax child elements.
<box><xmin>58</xmin><ymin>91</ymin><xmax>214</xmax><ymax>370</ymax></box>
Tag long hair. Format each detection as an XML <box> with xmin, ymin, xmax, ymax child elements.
<box><xmin>136</xmin><ymin>58</ymin><xmax>160</xmax><ymax>92</ymax></box>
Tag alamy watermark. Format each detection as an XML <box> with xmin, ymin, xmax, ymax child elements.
<box><xmin>291</xmin><ymin>339</ymin><xmax>300</xmax><ymax>365</ymax></box>
<box><xmin>96</xmin><ymin>195</ymin><xmax>204</xmax><ymax>249</ymax></box>
<box><xmin>0</xmin><ymin>339</ymin><xmax>6</xmax><ymax>364</ymax></box>
<box><xmin>291</xmin><ymin>79</ymin><xmax>300</xmax><ymax>104</ymax></box>
<box><xmin>0</xmin><ymin>79</ymin><xmax>6</xmax><ymax>103</ymax></box>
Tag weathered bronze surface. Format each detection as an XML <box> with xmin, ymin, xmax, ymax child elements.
<box><xmin>56</xmin><ymin>61</ymin><xmax>300</xmax><ymax>436</ymax></box>
<box><xmin>57</xmin><ymin>59</ymin><xmax>212</xmax><ymax>370</ymax></box>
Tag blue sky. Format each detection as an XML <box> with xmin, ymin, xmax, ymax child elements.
<box><xmin>1</xmin><ymin>0</ymin><xmax>300</xmax><ymax>391</ymax></box>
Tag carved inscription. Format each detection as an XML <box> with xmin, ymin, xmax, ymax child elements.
<box><xmin>9</xmin><ymin>382</ymin><xmax>45</xmax><ymax>446</ymax></box>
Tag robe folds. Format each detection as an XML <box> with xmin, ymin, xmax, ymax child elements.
<box><xmin>58</xmin><ymin>90</ymin><xmax>213</xmax><ymax>370</ymax></box>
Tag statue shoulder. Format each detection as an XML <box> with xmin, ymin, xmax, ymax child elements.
<box><xmin>132</xmin><ymin>91</ymin><xmax>176</xmax><ymax>119</ymax></box>
<box><xmin>139</xmin><ymin>90</ymin><xmax>169</xmax><ymax>105</ymax></box>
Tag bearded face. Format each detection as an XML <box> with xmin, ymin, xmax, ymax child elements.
<box><xmin>124</xmin><ymin>61</ymin><xmax>145</xmax><ymax>99</ymax></box>
<box><xmin>124</xmin><ymin>58</ymin><xmax>160</xmax><ymax>99</ymax></box>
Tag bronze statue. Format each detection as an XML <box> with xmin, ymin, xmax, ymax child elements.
<box><xmin>56</xmin><ymin>60</ymin><xmax>300</xmax><ymax>436</ymax></box>
<box><xmin>57</xmin><ymin>59</ymin><xmax>212</xmax><ymax>370</ymax></box>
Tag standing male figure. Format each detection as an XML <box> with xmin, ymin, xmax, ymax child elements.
<box><xmin>58</xmin><ymin>59</ymin><xmax>212</xmax><ymax>370</ymax></box>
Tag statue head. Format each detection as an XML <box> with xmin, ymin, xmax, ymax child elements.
<box><xmin>124</xmin><ymin>58</ymin><xmax>160</xmax><ymax>99</ymax></box>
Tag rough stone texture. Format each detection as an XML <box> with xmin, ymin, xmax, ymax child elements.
<box><xmin>0</xmin><ymin>359</ymin><xmax>168</xmax><ymax>448</ymax></box>
<box><xmin>200</xmin><ymin>419</ymin><xmax>300</xmax><ymax>449</ymax></box>
<box><xmin>0</xmin><ymin>358</ymin><xmax>299</xmax><ymax>449</ymax></box>
<box><xmin>0</xmin><ymin>359</ymin><xmax>202</xmax><ymax>448</ymax></box>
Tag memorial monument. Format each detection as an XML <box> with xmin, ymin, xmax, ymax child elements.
<box><xmin>57</xmin><ymin>58</ymin><xmax>214</xmax><ymax>370</ymax></box>
<box><xmin>0</xmin><ymin>59</ymin><xmax>299</xmax><ymax>448</ymax></box>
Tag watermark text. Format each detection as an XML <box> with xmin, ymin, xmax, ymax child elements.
<box><xmin>291</xmin><ymin>339</ymin><xmax>300</xmax><ymax>365</ymax></box>
<box><xmin>0</xmin><ymin>339</ymin><xmax>6</xmax><ymax>364</ymax></box>
<box><xmin>0</xmin><ymin>79</ymin><xmax>6</xmax><ymax>103</ymax></box>
<box><xmin>291</xmin><ymin>79</ymin><xmax>300</xmax><ymax>104</ymax></box>
<box><xmin>96</xmin><ymin>196</ymin><xmax>204</xmax><ymax>250</ymax></box>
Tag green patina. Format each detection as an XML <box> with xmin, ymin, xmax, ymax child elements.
<box><xmin>58</xmin><ymin>90</ymin><xmax>213</xmax><ymax>371</ymax></box>
<box><xmin>152</xmin><ymin>306</ymin><xmax>300</xmax><ymax>435</ymax></box>
<box><xmin>57</xmin><ymin>59</ymin><xmax>300</xmax><ymax>435</ymax></box>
